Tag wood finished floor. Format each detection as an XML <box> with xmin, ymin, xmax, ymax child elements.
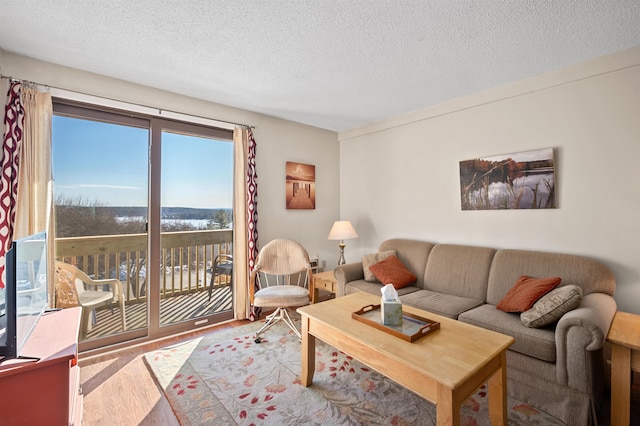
<box><xmin>79</xmin><ymin>318</ymin><xmax>249</xmax><ymax>425</ymax></box>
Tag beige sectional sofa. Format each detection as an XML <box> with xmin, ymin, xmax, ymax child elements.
<box><xmin>334</xmin><ymin>238</ymin><xmax>616</xmax><ymax>426</ymax></box>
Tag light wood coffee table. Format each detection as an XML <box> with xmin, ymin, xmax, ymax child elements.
<box><xmin>297</xmin><ymin>292</ymin><xmax>514</xmax><ymax>426</ymax></box>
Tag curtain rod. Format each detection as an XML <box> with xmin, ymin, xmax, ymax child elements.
<box><xmin>1</xmin><ymin>74</ymin><xmax>255</xmax><ymax>130</ymax></box>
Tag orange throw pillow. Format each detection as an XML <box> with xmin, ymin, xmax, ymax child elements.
<box><xmin>368</xmin><ymin>255</ymin><xmax>417</xmax><ymax>289</ymax></box>
<box><xmin>496</xmin><ymin>275</ymin><xmax>562</xmax><ymax>312</ymax></box>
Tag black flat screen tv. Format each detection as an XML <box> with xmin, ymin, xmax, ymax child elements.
<box><xmin>0</xmin><ymin>231</ymin><xmax>48</xmax><ymax>360</ymax></box>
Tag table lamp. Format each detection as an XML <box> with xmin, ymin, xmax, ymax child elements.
<box><xmin>328</xmin><ymin>220</ymin><xmax>358</xmax><ymax>265</ymax></box>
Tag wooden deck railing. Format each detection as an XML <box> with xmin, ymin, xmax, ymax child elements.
<box><xmin>55</xmin><ymin>229</ymin><xmax>233</xmax><ymax>304</ymax></box>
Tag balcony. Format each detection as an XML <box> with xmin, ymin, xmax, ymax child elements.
<box><xmin>55</xmin><ymin>229</ymin><xmax>233</xmax><ymax>340</ymax></box>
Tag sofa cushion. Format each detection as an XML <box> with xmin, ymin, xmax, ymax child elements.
<box><xmin>521</xmin><ymin>285</ymin><xmax>583</xmax><ymax>328</ymax></box>
<box><xmin>459</xmin><ymin>304</ymin><xmax>556</xmax><ymax>362</ymax></box>
<box><xmin>399</xmin><ymin>289</ymin><xmax>484</xmax><ymax>319</ymax></box>
<box><xmin>486</xmin><ymin>249</ymin><xmax>615</xmax><ymax>306</ymax></box>
<box><xmin>423</xmin><ymin>244</ymin><xmax>496</xmax><ymax>301</ymax></box>
<box><xmin>496</xmin><ymin>275</ymin><xmax>561</xmax><ymax>313</ymax></box>
<box><xmin>345</xmin><ymin>279</ymin><xmax>420</xmax><ymax>298</ymax></box>
<box><xmin>362</xmin><ymin>250</ymin><xmax>396</xmax><ymax>282</ymax></box>
<box><xmin>368</xmin><ymin>255</ymin><xmax>417</xmax><ymax>289</ymax></box>
<box><xmin>378</xmin><ymin>239</ymin><xmax>436</xmax><ymax>288</ymax></box>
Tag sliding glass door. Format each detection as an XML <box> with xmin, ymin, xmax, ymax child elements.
<box><xmin>52</xmin><ymin>105</ymin><xmax>150</xmax><ymax>348</ymax></box>
<box><xmin>52</xmin><ymin>102</ymin><xmax>234</xmax><ymax>350</ymax></box>
<box><xmin>156</xmin><ymin>121</ymin><xmax>234</xmax><ymax>330</ymax></box>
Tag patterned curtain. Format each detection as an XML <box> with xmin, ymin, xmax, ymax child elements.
<box><xmin>0</xmin><ymin>81</ymin><xmax>24</xmax><ymax>288</ymax></box>
<box><xmin>247</xmin><ymin>129</ymin><xmax>258</xmax><ymax>275</ymax></box>
<box><xmin>246</xmin><ymin>129</ymin><xmax>260</xmax><ymax>320</ymax></box>
<box><xmin>232</xmin><ymin>126</ymin><xmax>258</xmax><ymax>320</ymax></box>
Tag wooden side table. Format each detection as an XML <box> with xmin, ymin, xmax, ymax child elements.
<box><xmin>607</xmin><ymin>311</ymin><xmax>640</xmax><ymax>426</ymax></box>
<box><xmin>311</xmin><ymin>270</ymin><xmax>337</xmax><ymax>303</ymax></box>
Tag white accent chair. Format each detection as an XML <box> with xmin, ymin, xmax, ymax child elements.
<box><xmin>250</xmin><ymin>239</ymin><xmax>312</xmax><ymax>342</ymax></box>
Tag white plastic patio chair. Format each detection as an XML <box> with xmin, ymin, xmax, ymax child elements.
<box><xmin>54</xmin><ymin>261</ymin><xmax>126</xmax><ymax>339</ymax></box>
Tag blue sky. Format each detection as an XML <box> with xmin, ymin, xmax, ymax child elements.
<box><xmin>52</xmin><ymin>116</ymin><xmax>233</xmax><ymax>209</ymax></box>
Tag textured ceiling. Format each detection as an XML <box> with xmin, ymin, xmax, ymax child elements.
<box><xmin>1</xmin><ymin>1</ymin><xmax>639</xmax><ymax>132</ymax></box>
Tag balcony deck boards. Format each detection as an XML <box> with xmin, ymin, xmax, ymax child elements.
<box><xmin>87</xmin><ymin>286</ymin><xmax>232</xmax><ymax>340</ymax></box>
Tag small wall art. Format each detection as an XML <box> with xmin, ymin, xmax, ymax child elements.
<box><xmin>286</xmin><ymin>161</ymin><xmax>316</xmax><ymax>210</ymax></box>
<box><xmin>459</xmin><ymin>148</ymin><xmax>556</xmax><ymax>210</ymax></box>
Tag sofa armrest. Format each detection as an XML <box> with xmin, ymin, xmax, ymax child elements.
<box><xmin>334</xmin><ymin>262</ymin><xmax>364</xmax><ymax>297</ymax></box>
<box><xmin>555</xmin><ymin>292</ymin><xmax>617</xmax><ymax>390</ymax></box>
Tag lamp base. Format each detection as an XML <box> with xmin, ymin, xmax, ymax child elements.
<box><xmin>337</xmin><ymin>242</ymin><xmax>346</xmax><ymax>265</ymax></box>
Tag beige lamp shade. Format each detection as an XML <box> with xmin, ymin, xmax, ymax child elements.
<box><xmin>328</xmin><ymin>221</ymin><xmax>358</xmax><ymax>265</ymax></box>
<box><xmin>327</xmin><ymin>221</ymin><xmax>358</xmax><ymax>241</ymax></box>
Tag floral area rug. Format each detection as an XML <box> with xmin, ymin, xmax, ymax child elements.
<box><xmin>144</xmin><ymin>317</ymin><xmax>565</xmax><ymax>425</ymax></box>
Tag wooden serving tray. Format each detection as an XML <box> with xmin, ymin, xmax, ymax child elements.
<box><xmin>352</xmin><ymin>304</ymin><xmax>440</xmax><ymax>342</ymax></box>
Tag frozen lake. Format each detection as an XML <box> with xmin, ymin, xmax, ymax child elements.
<box><xmin>116</xmin><ymin>216</ymin><xmax>215</xmax><ymax>229</ymax></box>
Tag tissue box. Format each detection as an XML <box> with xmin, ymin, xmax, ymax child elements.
<box><xmin>381</xmin><ymin>299</ymin><xmax>402</xmax><ymax>326</ymax></box>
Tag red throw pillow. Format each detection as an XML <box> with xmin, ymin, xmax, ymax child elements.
<box><xmin>368</xmin><ymin>255</ymin><xmax>417</xmax><ymax>289</ymax></box>
<box><xmin>496</xmin><ymin>275</ymin><xmax>562</xmax><ymax>312</ymax></box>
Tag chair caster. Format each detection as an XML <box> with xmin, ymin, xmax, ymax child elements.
<box><xmin>254</xmin><ymin>337</ymin><xmax>262</xmax><ymax>343</ymax></box>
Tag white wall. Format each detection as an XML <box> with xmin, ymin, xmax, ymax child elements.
<box><xmin>0</xmin><ymin>51</ymin><xmax>342</xmax><ymax>269</ymax></box>
<box><xmin>338</xmin><ymin>46</ymin><xmax>640</xmax><ymax>314</ymax></box>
